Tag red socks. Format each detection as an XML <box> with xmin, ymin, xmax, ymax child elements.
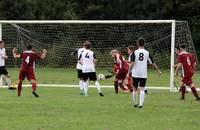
<box><xmin>180</xmin><ymin>86</ymin><xmax>186</xmax><ymax>99</ymax></box>
<box><xmin>114</xmin><ymin>81</ymin><xmax>118</xmax><ymax>94</ymax></box>
<box><xmin>191</xmin><ymin>87</ymin><xmax>199</xmax><ymax>99</ymax></box>
<box><xmin>18</xmin><ymin>81</ymin><xmax>22</xmax><ymax>96</ymax></box>
<box><xmin>32</xmin><ymin>82</ymin><xmax>37</xmax><ymax>92</ymax></box>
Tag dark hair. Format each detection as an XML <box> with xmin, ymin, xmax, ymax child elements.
<box><xmin>175</xmin><ymin>46</ymin><xmax>181</xmax><ymax>51</ymax></box>
<box><xmin>0</xmin><ymin>40</ymin><xmax>4</xmax><ymax>44</ymax></box>
<box><xmin>27</xmin><ymin>45</ymin><xmax>33</xmax><ymax>50</ymax></box>
<box><xmin>84</xmin><ymin>40</ymin><xmax>91</xmax><ymax>49</ymax></box>
<box><xmin>180</xmin><ymin>44</ymin><xmax>186</xmax><ymax>49</ymax></box>
<box><xmin>127</xmin><ymin>46</ymin><xmax>134</xmax><ymax>51</ymax></box>
<box><xmin>137</xmin><ymin>37</ymin><xmax>145</xmax><ymax>46</ymax></box>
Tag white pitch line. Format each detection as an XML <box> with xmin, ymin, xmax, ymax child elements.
<box><xmin>0</xmin><ymin>84</ymin><xmax>199</xmax><ymax>91</ymax></box>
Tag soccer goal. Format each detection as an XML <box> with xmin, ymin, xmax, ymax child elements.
<box><xmin>0</xmin><ymin>20</ymin><xmax>197</xmax><ymax>91</ymax></box>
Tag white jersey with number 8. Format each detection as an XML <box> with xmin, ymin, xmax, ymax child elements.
<box><xmin>131</xmin><ymin>48</ymin><xmax>154</xmax><ymax>78</ymax></box>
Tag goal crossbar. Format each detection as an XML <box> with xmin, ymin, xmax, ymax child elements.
<box><xmin>0</xmin><ymin>20</ymin><xmax>175</xmax><ymax>24</ymax></box>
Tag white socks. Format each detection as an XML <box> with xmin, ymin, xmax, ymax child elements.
<box><xmin>132</xmin><ymin>89</ymin><xmax>146</xmax><ymax>107</ymax></box>
<box><xmin>79</xmin><ymin>80</ymin><xmax>84</xmax><ymax>91</ymax></box>
<box><xmin>139</xmin><ymin>90</ymin><xmax>145</xmax><ymax>107</ymax></box>
<box><xmin>6</xmin><ymin>78</ymin><xmax>11</xmax><ymax>87</ymax></box>
<box><xmin>95</xmin><ymin>81</ymin><xmax>101</xmax><ymax>93</ymax></box>
<box><xmin>132</xmin><ymin>91</ymin><xmax>138</xmax><ymax>105</ymax></box>
<box><xmin>82</xmin><ymin>81</ymin><xmax>88</xmax><ymax>96</ymax></box>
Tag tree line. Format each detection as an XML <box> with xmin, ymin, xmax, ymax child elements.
<box><xmin>0</xmin><ymin>0</ymin><xmax>199</xmax><ymax>52</ymax></box>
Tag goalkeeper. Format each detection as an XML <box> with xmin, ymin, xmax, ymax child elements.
<box><xmin>111</xmin><ymin>50</ymin><xmax>133</xmax><ymax>94</ymax></box>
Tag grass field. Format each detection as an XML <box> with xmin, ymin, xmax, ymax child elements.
<box><xmin>0</xmin><ymin>68</ymin><xmax>200</xmax><ymax>130</ymax></box>
<box><xmin>7</xmin><ymin>67</ymin><xmax>171</xmax><ymax>86</ymax></box>
<box><xmin>6</xmin><ymin>67</ymin><xmax>200</xmax><ymax>88</ymax></box>
<box><xmin>0</xmin><ymin>88</ymin><xmax>200</xmax><ymax>130</ymax></box>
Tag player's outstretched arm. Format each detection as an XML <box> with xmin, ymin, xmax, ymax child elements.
<box><xmin>40</xmin><ymin>49</ymin><xmax>47</xmax><ymax>59</ymax></box>
<box><xmin>126</xmin><ymin>61</ymin><xmax>134</xmax><ymax>79</ymax></box>
<box><xmin>175</xmin><ymin>63</ymin><xmax>182</xmax><ymax>75</ymax></box>
<box><xmin>152</xmin><ymin>63</ymin><xmax>162</xmax><ymax>75</ymax></box>
<box><xmin>12</xmin><ymin>48</ymin><xmax>20</xmax><ymax>58</ymax></box>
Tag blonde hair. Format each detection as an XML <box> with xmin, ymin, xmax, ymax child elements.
<box><xmin>110</xmin><ymin>49</ymin><xmax>118</xmax><ymax>55</ymax></box>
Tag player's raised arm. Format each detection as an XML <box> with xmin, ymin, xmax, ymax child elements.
<box><xmin>71</xmin><ymin>48</ymin><xmax>79</xmax><ymax>56</ymax></box>
<box><xmin>12</xmin><ymin>48</ymin><xmax>21</xmax><ymax>59</ymax></box>
<box><xmin>148</xmin><ymin>54</ymin><xmax>162</xmax><ymax>75</ymax></box>
<box><xmin>93</xmin><ymin>52</ymin><xmax>97</xmax><ymax>65</ymax></box>
<box><xmin>40</xmin><ymin>49</ymin><xmax>48</xmax><ymax>59</ymax></box>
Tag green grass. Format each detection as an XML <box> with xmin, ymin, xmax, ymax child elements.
<box><xmin>6</xmin><ymin>67</ymin><xmax>200</xmax><ymax>88</ymax></box>
<box><xmin>1</xmin><ymin>68</ymin><xmax>200</xmax><ymax>130</ymax></box>
<box><xmin>0</xmin><ymin>88</ymin><xmax>200</xmax><ymax>130</ymax></box>
<box><xmin>7</xmin><ymin>67</ymin><xmax>171</xmax><ymax>86</ymax></box>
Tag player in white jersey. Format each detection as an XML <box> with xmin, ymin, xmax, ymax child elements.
<box><xmin>79</xmin><ymin>41</ymin><xmax>104</xmax><ymax>96</ymax></box>
<box><xmin>127</xmin><ymin>38</ymin><xmax>161</xmax><ymax>108</ymax></box>
<box><xmin>0</xmin><ymin>40</ymin><xmax>12</xmax><ymax>89</ymax></box>
<box><xmin>71</xmin><ymin>43</ymin><xmax>86</xmax><ymax>95</ymax></box>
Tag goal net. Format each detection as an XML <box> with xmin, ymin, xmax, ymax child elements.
<box><xmin>0</xmin><ymin>20</ymin><xmax>198</xmax><ymax>91</ymax></box>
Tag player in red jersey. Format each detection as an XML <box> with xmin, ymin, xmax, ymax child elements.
<box><xmin>12</xmin><ymin>45</ymin><xmax>47</xmax><ymax>97</ymax></box>
<box><xmin>175</xmin><ymin>45</ymin><xmax>200</xmax><ymax>100</ymax></box>
<box><xmin>111</xmin><ymin>49</ymin><xmax>132</xmax><ymax>94</ymax></box>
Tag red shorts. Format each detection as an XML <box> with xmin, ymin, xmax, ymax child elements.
<box><xmin>115</xmin><ymin>69</ymin><xmax>128</xmax><ymax>80</ymax></box>
<box><xmin>19</xmin><ymin>68</ymin><xmax>36</xmax><ymax>81</ymax></box>
<box><xmin>182</xmin><ymin>74</ymin><xmax>193</xmax><ymax>85</ymax></box>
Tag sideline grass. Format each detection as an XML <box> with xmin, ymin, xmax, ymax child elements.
<box><xmin>0</xmin><ymin>87</ymin><xmax>200</xmax><ymax>130</ymax></box>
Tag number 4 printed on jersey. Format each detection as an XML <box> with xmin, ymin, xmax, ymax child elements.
<box><xmin>25</xmin><ymin>56</ymin><xmax>30</xmax><ymax>64</ymax></box>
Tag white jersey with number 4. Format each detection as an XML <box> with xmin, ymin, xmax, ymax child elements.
<box><xmin>131</xmin><ymin>48</ymin><xmax>154</xmax><ymax>78</ymax></box>
<box><xmin>0</xmin><ymin>48</ymin><xmax>6</xmax><ymax>67</ymax></box>
<box><xmin>76</xmin><ymin>48</ymin><xmax>86</xmax><ymax>70</ymax></box>
<box><xmin>80</xmin><ymin>49</ymin><xmax>96</xmax><ymax>73</ymax></box>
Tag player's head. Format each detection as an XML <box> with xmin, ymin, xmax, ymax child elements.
<box><xmin>175</xmin><ymin>46</ymin><xmax>181</xmax><ymax>55</ymax></box>
<box><xmin>111</xmin><ymin>49</ymin><xmax>118</xmax><ymax>57</ymax></box>
<box><xmin>0</xmin><ymin>40</ymin><xmax>5</xmax><ymax>48</ymax></box>
<box><xmin>180</xmin><ymin>44</ymin><xmax>186</xmax><ymax>50</ymax></box>
<box><xmin>127</xmin><ymin>46</ymin><xmax>134</xmax><ymax>55</ymax></box>
<box><xmin>84</xmin><ymin>40</ymin><xmax>91</xmax><ymax>50</ymax></box>
<box><xmin>27</xmin><ymin>45</ymin><xmax>33</xmax><ymax>50</ymax></box>
<box><xmin>137</xmin><ymin>37</ymin><xmax>145</xmax><ymax>47</ymax></box>
<box><xmin>175</xmin><ymin>44</ymin><xmax>186</xmax><ymax>55</ymax></box>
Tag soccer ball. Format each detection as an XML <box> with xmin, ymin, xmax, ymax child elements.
<box><xmin>98</xmin><ymin>74</ymin><xmax>105</xmax><ymax>80</ymax></box>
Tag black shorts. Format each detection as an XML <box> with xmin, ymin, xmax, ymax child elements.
<box><xmin>77</xmin><ymin>69</ymin><xmax>83</xmax><ymax>78</ymax></box>
<box><xmin>132</xmin><ymin>77</ymin><xmax>147</xmax><ymax>88</ymax></box>
<box><xmin>0</xmin><ymin>66</ymin><xmax>8</xmax><ymax>75</ymax></box>
<box><xmin>82</xmin><ymin>72</ymin><xmax>97</xmax><ymax>81</ymax></box>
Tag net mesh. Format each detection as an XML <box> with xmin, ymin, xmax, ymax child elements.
<box><xmin>0</xmin><ymin>21</ymin><xmax>198</xmax><ymax>88</ymax></box>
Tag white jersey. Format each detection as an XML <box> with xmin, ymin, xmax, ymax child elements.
<box><xmin>76</xmin><ymin>48</ymin><xmax>86</xmax><ymax>70</ymax></box>
<box><xmin>80</xmin><ymin>49</ymin><xmax>96</xmax><ymax>73</ymax></box>
<box><xmin>131</xmin><ymin>48</ymin><xmax>154</xmax><ymax>78</ymax></box>
<box><xmin>0</xmin><ymin>48</ymin><xmax>6</xmax><ymax>67</ymax></box>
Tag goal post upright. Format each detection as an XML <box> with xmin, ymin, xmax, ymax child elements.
<box><xmin>170</xmin><ymin>20</ymin><xmax>176</xmax><ymax>92</ymax></box>
<box><xmin>0</xmin><ymin>23</ymin><xmax>2</xmax><ymax>40</ymax></box>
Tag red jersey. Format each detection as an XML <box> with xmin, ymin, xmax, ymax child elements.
<box><xmin>114</xmin><ymin>53</ymin><xmax>128</xmax><ymax>70</ymax></box>
<box><xmin>20</xmin><ymin>51</ymin><xmax>41</xmax><ymax>70</ymax></box>
<box><xmin>177</xmin><ymin>52</ymin><xmax>195</xmax><ymax>77</ymax></box>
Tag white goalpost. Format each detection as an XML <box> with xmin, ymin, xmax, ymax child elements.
<box><xmin>0</xmin><ymin>20</ymin><xmax>196</xmax><ymax>91</ymax></box>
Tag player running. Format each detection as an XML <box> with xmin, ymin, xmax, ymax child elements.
<box><xmin>111</xmin><ymin>49</ymin><xmax>132</xmax><ymax>94</ymax></box>
<box><xmin>175</xmin><ymin>45</ymin><xmax>200</xmax><ymax>100</ymax></box>
<box><xmin>0</xmin><ymin>40</ymin><xmax>12</xmax><ymax>89</ymax></box>
<box><xmin>128</xmin><ymin>38</ymin><xmax>161</xmax><ymax>108</ymax></box>
<box><xmin>78</xmin><ymin>41</ymin><xmax>104</xmax><ymax>96</ymax></box>
<box><xmin>12</xmin><ymin>45</ymin><xmax>47</xmax><ymax>97</ymax></box>
<box><xmin>71</xmin><ymin>42</ymin><xmax>86</xmax><ymax>95</ymax></box>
